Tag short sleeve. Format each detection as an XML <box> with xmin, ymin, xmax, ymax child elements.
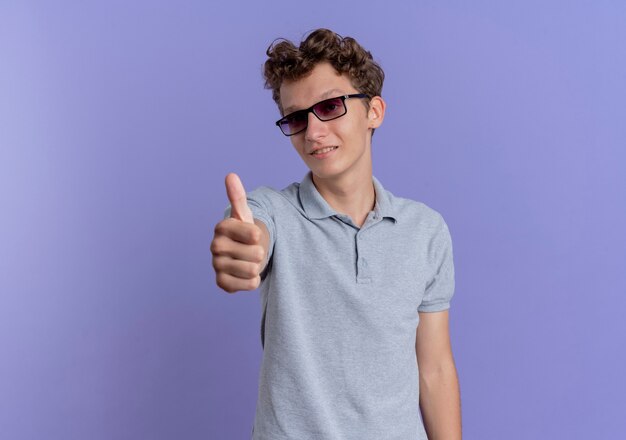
<box><xmin>418</xmin><ymin>215</ymin><xmax>456</xmax><ymax>312</ymax></box>
<box><xmin>222</xmin><ymin>187</ymin><xmax>277</xmax><ymax>277</ymax></box>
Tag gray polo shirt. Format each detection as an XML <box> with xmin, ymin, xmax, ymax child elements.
<box><xmin>223</xmin><ymin>172</ymin><xmax>455</xmax><ymax>440</ymax></box>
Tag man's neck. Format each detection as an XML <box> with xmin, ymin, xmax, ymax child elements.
<box><xmin>311</xmin><ymin>167</ymin><xmax>375</xmax><ymax>228</ymax></box>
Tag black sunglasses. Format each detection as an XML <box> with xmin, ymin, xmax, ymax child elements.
<box><xmin>276</xmin><ymin>93</ymin><xmax>369</xmax><ymax>136</ymax></box>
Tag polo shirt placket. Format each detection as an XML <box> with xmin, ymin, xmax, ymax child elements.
<box><xmin>318</xmin><ymin>178</ymin><xmax>396</xmax><ymax>285</ymax></box>
<box><xmin>335</xmin><ymin>211</ymin><xmax>379</xmax><ymax>284</ymax></box>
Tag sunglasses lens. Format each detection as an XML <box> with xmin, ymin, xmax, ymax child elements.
<box><xmin>313</xmin><ymin>98</ymin><xmax>345</xmax><ymax>120</ymax></box>
<box><xmin>280</xmin><ymin>111</ymin><xmax>307</xmax><ymax>135</ymax></box>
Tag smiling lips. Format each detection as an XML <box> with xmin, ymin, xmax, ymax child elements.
<box><xmin>310</xmin><ymin>146</ymin><xmax>338</xmax><ymax>156</ymax></box>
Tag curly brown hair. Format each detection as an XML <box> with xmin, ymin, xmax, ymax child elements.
<box><xmin>263</xmin><ymin>28</ymin><xmax>385</xmax><ymax>115</ymax></box>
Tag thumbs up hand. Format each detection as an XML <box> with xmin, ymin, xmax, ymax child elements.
<box><xmin>211</xmin><ymin>173</ymin><xmax>269</xmax><ymax>293</ymax></box>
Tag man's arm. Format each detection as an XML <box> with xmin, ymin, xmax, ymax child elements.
<box><xmin>416</xmin><ymin>310</ymin><xmax>462</xmax><ymax>440</ymax></box>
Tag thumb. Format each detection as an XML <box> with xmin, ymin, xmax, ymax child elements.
<box><xmin>225</xmin><ymin>173</ymin><xmax>254</xmax><ymax>224</ymax></box>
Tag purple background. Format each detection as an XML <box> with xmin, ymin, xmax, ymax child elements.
<box><xmin>1</xmin><ymin>1</ymin><xmax>625</xmax><ymax>439</ymax></box>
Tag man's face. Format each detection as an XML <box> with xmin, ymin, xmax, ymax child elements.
<box><xmin>278</xmin><ymin>62</ymin><xmax>384</xmax><ymax>182</ymax></box>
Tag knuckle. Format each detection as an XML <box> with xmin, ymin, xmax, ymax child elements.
<box><xmin>211</xmin><ymin>236</ymin><xmax>232</xmax><ymax>256</ymax></box>
<box><xmin>252</xmin><ymin>246</ymin><xmax>265</xmax><ymax>263</ymax></box>
<box><xmin>214</xmin><ymin>220</ymin><xmax>226</xmax><ymax>235</ymax></box>
<box><xmin>215</xmin><ymin>273</ymin><xmax>226</xmax><ymax>288</ymax></box>
<box><xmin>215</xmin><ymin>218</ymin><xmax>236</xmax><ymax>236</ymax></box>
<box><xmin>211</xmin><ymin>255</ymin><xmax>224</xmax><ymax>271</ymax></box>
<box><xmin>248</xmin><ymin>276</ymin><xmax>261</xmax><ymax>290</ymax></box>
<box><xmin>250</xmin><ymin>227</ymin><xmax>261</xmax><ymax>244</ymax></box>
<box><xmin>254</xmin><ymin>262</ymin><xmax>263</xmax><ymax>276</ymax></box>
<box><xmin>245</xmin><ymin>261</ymin><xmax>260</xmax><ymax>278</ymax></box>
<box><xmin>210</xmin><ymin>239</ymin><xmax>223</xmax><ymax>255</ymax></box>
<box><xmin>216</xmin><ymin>274</ymin><xmax>236</xmax><ymax>294</ymax></box>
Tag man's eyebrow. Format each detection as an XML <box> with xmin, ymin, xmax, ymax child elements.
<box><xmin>283</xmin><ymin>88</ymin><xmax>346</xmax><ymax>115</ymax></box>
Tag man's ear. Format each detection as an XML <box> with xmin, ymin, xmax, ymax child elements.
<box><xmin>367</xmin><ymin>96</ymin><xmax>386</xmax><ymax>129</ymax></box>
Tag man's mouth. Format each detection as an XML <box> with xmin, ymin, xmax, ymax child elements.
<box><xmin>311</xmin><ymin>146</ymin><xmax>338</xmax><ymax>155</ymax></box>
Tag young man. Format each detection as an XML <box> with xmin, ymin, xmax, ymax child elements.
<box><xmin>211</xmin><ymin>29</ymin><xmax>461</xmax><ymax>439</ymax></box>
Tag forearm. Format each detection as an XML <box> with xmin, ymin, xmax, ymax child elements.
<box><xmin>419</xmin><ymin>361</ymin><xmax>462</xmax><ymax>440</ymax></box>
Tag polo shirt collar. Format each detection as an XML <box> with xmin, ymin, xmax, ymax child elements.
<box><xmin>299</xmin><ymin>172</ymin><xmax>398</xmax><ymax>223</ymax></box>
<box><xmin>372</xmin><ymin>175</ymin><xmax>398</xmax><ymax>223</ymax></box>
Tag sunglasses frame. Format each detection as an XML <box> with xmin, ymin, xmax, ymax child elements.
<box><xmin>275</xmin><ymin>93</ymin><xmax>369</xmax><ymax>136</ymax></box>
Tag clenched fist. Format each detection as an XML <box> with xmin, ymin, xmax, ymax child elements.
<box><xmin>211</xmin><ymin>173</ymin><xmax>270</xmax><ymax>293</ymax></box>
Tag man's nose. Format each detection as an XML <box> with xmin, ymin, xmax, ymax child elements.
<box><xmin>305</xmin><ymin>111</ymin><xmax>328</xmax><ymax>141</ymax></box>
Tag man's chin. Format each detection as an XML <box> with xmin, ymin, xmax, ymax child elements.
<box><xmin>307</xmin><ymin>166</ymin><xmax>346</xmax><ymax>182</ymax></box>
